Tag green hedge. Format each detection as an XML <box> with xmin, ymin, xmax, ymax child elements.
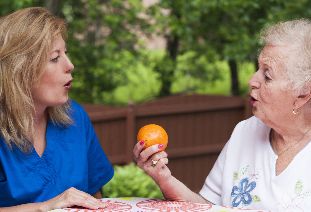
<box><xmin>102</xmin><ymin>163</ymin><xmax>163</xmax><ymax>199</ymax></box>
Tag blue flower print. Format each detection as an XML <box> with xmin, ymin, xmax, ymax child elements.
<box><xmin>231</xmin><ymin>177</ymin><xmax>256</xmax><ymax>207</ymax></box>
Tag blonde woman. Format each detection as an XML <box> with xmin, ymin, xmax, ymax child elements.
<box><xmin>0</xmin><ymin>7</ymin><xmax>113</xmax><ymax>211</ymax></box>
<box><xmin>134</xmin><ymin>19</ymin><xmax>311</xmax><ymax>211</ymax></box>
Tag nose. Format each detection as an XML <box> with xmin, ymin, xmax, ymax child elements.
<box><xmin>65</xmin><ymin>55</ymin><xmax>74</xmax><ymax>73</ymax></box>
<box><xmin>248</xmin><ymin>71</ymin><xmax>260</xmax><ymax>89</ymax></box>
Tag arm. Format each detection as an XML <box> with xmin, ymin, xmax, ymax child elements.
<box><xmin>158</xmin><ymin>175</ymin><xmax>210</xmax><ymax>204</ymax></box>
<box><xmin>0</xmin><ymin>203</ymin><xmax>46</xmax><ymax>212</ymax></box>
<box><xmin>133</xmin><ymin>141</ymin><xmax>211</xmax><ymax>204</ymax></box>
<box><xmin>0</xmin><ymin>187</ymin><xmax>106</xmax><ymax>212</ymax></box>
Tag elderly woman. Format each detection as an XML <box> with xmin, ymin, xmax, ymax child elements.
<box><xmin>133</xmin><ymin>19</ymin><xmax>311</xmax><ymax>211</ymax></box>
<box><xmin>0</xmin><ymin>7</ymin><xmax>113</xmax><ymax>211</ymax></box>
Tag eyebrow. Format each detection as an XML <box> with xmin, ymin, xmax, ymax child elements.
<box><xmin>51</xmin><ymin>50</ymin><xmax>60</xmax><ymax>54</ymax></box>
<box><xmin>51</xmin><ymin>45</ymin><xmax>67</xmax><ymax>53</ymax></box>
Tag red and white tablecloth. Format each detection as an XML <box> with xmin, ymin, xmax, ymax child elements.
<box><xmin>50</xmin><ymin>197</ymin><xmax>268</xmax><ymax>212</ymax></box>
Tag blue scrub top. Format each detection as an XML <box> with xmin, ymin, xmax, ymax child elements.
<box><xmin>0</xmin><ymin>101</ymin><xmax>114</xmax><ymax>207</ymax></box>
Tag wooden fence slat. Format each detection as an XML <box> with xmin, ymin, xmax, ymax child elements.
<box><xmin>167</xmin><ymin>143</ymin><xmax>225</xmax><ymax>159</ymax></box>
<box><xmin>84</xmin><ymin>94</ymin><xmax>250</xmax><ymax>190</ymax></box>
<box><xmin>125</xmin><ymin>105</ymin><xmax>135</xmax><ymax>163</ymax></box>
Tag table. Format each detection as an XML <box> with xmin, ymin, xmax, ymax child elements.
<box><xmin>49</xmin><ymin>197</ymin><xmax>269</xmax><ymax>212</ymax></box>
<box><xmin>49</xmin><ymin>197</ymin><xmax>268</xmax><ymax>212</ymax></box>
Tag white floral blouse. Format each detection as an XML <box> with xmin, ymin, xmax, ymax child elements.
<box><xmin>200</xmin><ymin>116</ymin><xmax>311</xmax><ymax>212</ymax></box>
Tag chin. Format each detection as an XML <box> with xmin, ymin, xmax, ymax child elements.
<box><xmin>252</xmin><ymin>109</ymin><xmax>260</xmax><ymax>118</ymax></box>
<box><xmin>251</xmin><ymin>107</ymin><xmax>257</xmax><ymax>115</ymax></box>
<box><xmin>253</xmin><ymin>111</ymin><xmax>267</xmax><ymax>123</ymax></box>
<box><xmin>50</xmin><ymin>97</ymin><xmax>69</xmax><ymax>107</ymax></box>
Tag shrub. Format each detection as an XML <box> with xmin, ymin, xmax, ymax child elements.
<box><xmin>102</xmin><ymin>163</ymin><xmax>163</xmax><ymax>199</ymax></box>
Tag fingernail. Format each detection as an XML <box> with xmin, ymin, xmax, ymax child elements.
<box><xmin>139</xmin><ymin>141</ymin><xmax>145</xmax><ymax>145</ymax></box>
<box><xmin>158</xmin><ymin>144</ymin><xmax>163</xmax><ymax>149</ymax></box>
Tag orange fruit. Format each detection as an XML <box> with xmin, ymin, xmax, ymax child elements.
<box><xmin>137</xmin><ymin>124</ymin><xmax>168</xmax><ymax>150</ymax></box>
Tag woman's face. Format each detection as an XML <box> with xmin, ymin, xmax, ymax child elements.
<box><xmin>249</xmin><ymin>45</ymin><xmax>296</xmax><ymax>126</ymax></box>
<box><xmin>32</xmin><ymin>35</ymin><xmax>74</xmax><ymax>111</ymax></box>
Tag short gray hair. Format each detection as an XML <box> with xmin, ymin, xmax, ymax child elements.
<box><xmin>260</xmin><ymin>19</ymin><xmax>311</xmax><ymax>93</ymax></box>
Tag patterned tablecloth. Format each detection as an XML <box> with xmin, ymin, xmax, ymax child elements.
<box><xmin>50</xmin><ymin>197</ymin><xmax>268</xmax><ymax>212</ymax></box>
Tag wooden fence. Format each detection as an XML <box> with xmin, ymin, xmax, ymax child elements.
<box><xmin>83</xmin><ymin>94</ymin><xmax>251</xmax><ymax>192</ymax></box>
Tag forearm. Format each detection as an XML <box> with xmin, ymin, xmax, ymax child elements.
<box><xmin>0</xmin><ymin>202</ymin><xmax>47</xmax><ymax>212</ymax></box>
<box><xmin>157</xmin><ymin>175</ymin><xmax>209</xmax><ymax>204</ymax></box>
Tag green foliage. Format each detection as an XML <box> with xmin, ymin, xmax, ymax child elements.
<box><xmin>3</xmin><ymin>0</ymin><xmax>311</xmax><ymax>104</ymax></box>
<box><xmin>61</xmin><ymin>0</ymin><xmax>152</xmax><ymax>104</ymax></box>
<box><xmin>102</xmin><ymin>163</ymin><xmax>163</xmax><ymax>199</ymax></box>
<box><xmin>172</xmin><ymin>61</ymin><xmax>254</xmax><ymax>96</ymax></box>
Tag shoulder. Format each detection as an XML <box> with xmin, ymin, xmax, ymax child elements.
<box><xmin>67</xmin><ymin>100</ymin><xmax>92</xmax><ymax>127</ymax></box>
<box><xmin>69</xmin><ymin>99</ymin><xmax>85</xmax><ymax>112</ymax></box>
<box><xmin>227</xmin><ymin>116</ymin><xmax>269</xmax><ymax>149</ymax></box>
<box><xmin>220</xmin><ymin>116</ymin><xmax>271</xmax><ymax>170</ymax></box>
<box><xmin>69</xmin><ymin>100</ymin><xmax>89</xmax><ymax>118</ymax></box>
<box><xmin>233</xmin><ymin>116</ymin><xmax>267</xmax><ymax>135</ymax></box>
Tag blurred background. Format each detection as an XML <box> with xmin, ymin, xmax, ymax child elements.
<box><xmin>2</xmin><ymin>0</ymin><xmax>311</xmax><ymax>105</ymax></box>
<box><xmin>2</xmin><ymin>0</ymin><xmax>311</xmax><ymax>198</ymax></box>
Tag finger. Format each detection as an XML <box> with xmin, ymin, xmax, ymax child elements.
<box><xmin>70</xmin><ymin>188</ymin><xmax>106</xmax><ymax>209</ymax></box>
<box><xmin>139</xmin><ymin>144</ymin><xmax>163</xmax><ymax>161</ymax></box>
<box><xmin>78</xmin><ymin>198</ymin><xmax>106</xmax><ymax>209</ymax></box>
<box><xmin>151</xmin><ymin>151</ymin><xmax>168</xmax><ymax>161</ymax></box>
<box><xmin>75</xmin><ymin>200</ymin><xmax>103</xmax><ymax>210</ymax></box>
<box><xmin>147</xmin><ymin>156</ymin><xmax>168</xmax><ymax>169</ymax></box>
<box><xmin>76</xmin><ymin>194</ymin><xmax>105</xmax><ymax>209</ymax></box>
<box><xmin>133</xmin><ymin>140</ymin><xmax>145</xmax><ymax>161</ymax></box>
<box><xmin>159</xmin><ymin>157</ymin><xmax>169</xmax><ymax>165</ymax></box>
<box><xmin>98</xmin><ymin>200</ymin><xmax>107</xmax><ymax>209</ymax></box>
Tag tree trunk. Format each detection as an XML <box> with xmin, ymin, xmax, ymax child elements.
<box><xmin>228</xmin><ymin>59</ymin><xmax>239</xmax><ymax>96</ymax></box>
<box><xmin>159</xmin><ymin>3</ymin><xmax>180</xmax><ymax>97</ymax></box>
<box><xmin>44</xmin><ymin>0</ymin><xmax>61</xmax><ymax>15</ymax></box>
<box><xmin>158</xmin><ymin>35</ymin><xmax>179</xmax><ymax>97</ymax></box>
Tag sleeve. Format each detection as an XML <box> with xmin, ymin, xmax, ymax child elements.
<box><xmin>78</xmin><ymin>103</ymin><xmax>114</xmax><ymax>195</ymax></box>
<box><xmin>199</xmin><ymin>141</ymin><xmax>228</xmax><ymax>204</ymax></box>
<box><xmin>198</xmin><ymin>118</ymin><xmax>247</xmax><ymax>204</ymax></box>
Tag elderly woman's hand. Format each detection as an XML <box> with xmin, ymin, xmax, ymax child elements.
<box><xmin>133</xmin><ymin>141</ymin><xmax>171</xmax><ymax>183</ymax></box>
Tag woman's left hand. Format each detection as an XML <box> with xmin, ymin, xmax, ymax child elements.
<box><xmin>133</xmin><ymin>141</ymin><xmax>171</xmax><ymax>184</ymax></box>
<box><xmin>40</xmin><ymin>187</ymin><xmax>106</xmax><ymax>211</ymax></box>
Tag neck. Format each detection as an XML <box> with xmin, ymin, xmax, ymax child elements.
<box><xmin>271</xmin><ymin>122</ymin><xmax>311</xmax><ymax>156</ymax></box>
<box><xmin>271</xmin><ymin>114</ymin><xmax>311</xmax><ymax>141</ymax></box>
<box><xmin>33</xmin><ymin>104</ymin><xmax>48</xmax><ymax>128</ymax></box>
<box><xmin>31</xmin><ymin>106</ymin><xmax>48</xmax><ymax>156</ymax></box>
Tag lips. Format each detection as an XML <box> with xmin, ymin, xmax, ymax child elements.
<box><xmin>64</xmin><ymin>79</ymin><xmax>73</xmax><ymax>88</ymax></box>
<box><xmin>249</xmin><ymin>94</ymin><xmax>258</xmax><ymax>106</ymax></box>
<box><xmin>250</xmin><ymin>96</ymin><xmax>257</xmax><ymax>101</ymax></box>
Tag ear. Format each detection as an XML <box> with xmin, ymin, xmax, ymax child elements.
<box><xmin>294</xmin><ymin>87</ymin><xmax>311</xmax><ymax>109</ymax></box>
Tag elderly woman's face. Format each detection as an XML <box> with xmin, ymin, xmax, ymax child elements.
<box><xmin>249</xmin><ymin>45</ymin><xmax>296</xmax><ymax>126</ymax></box>
<box><xmin>31</xmin><ymin>35</ymin><xmax>74</xmax><ymax>111</ymax></box>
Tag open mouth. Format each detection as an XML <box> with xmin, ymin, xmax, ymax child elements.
<box><xmin>250</xmin><ymin>96</ymin><xmax>257</xmax><ymax>101</ymax></box>
<box><xmin>64</xmin><ymin>80</ymin><xmax>72</xmax><ymax>88</ymax></box>
<box><xmin>249</xmin><ymin>95</ymin><xmax>258</xmax><ymax>106</ymax></box>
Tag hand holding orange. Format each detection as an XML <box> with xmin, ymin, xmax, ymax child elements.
<box><xmin>137</xmin><ymin>124</ymin><xmax>168</xmax><ymax>150</ymax></box>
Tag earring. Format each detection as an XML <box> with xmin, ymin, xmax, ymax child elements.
<box><xmin>292</xmin><ymin>108</ymin><xmax>299</xmax><ymax>115</ymax></box>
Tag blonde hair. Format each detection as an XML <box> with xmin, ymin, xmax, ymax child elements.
<box><xmin>0</xmin><ymin>7</ymin><xmax>72</xmax><ymax>151</ymax></box>
<box><xmin>260</xmin><ymin>19</ymin><xmax>311</xmax><ymax>93</ymax></box>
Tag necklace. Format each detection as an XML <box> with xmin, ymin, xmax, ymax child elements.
<box><xmin>271</xmin><ymin>128</ymin><xmax>311</xmax><ymax>157</ymax></box>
